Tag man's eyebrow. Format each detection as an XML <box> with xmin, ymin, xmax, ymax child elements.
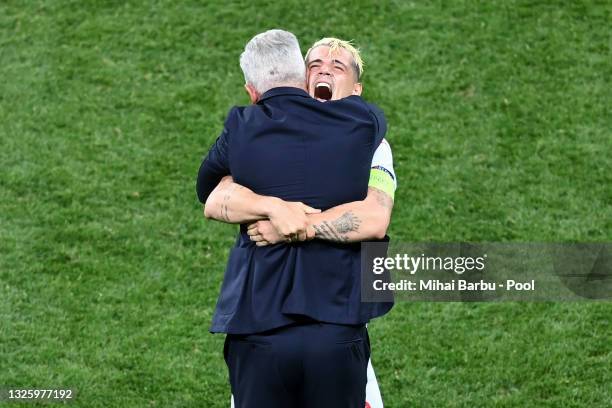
<box><xmin>332</xmin><ymin>59</ymin><xmax>348</xmax><ymax>69</ymax></box>
<box><xmin>306</xmin><ymin>58</ymin><xmax>349</xmax><ymax>70</ymax></box>
<box><xmin>307</xmin><ymin>59</ymin><xmax>323</xmax><ymax>66</ymax></box>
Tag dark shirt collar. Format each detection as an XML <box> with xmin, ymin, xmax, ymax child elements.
<box><xmin>258</xmin><ymin>87</ymin><xmax>310</xmax><ymax>103</ymax></box>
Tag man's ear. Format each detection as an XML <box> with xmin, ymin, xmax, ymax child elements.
<box><xmin>244</xmin><ymin>84</ymin><xmax>260</xmax><ymax>104</ymax></box>
<box><xmin>352</xmin><ymin>82</ymin><xmax>363</xmax><ymax>96</ymax></box>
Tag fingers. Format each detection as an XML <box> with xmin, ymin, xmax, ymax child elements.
<box><xmin>251</xmin><ymin>233</ymin><xmax>307</xmax><ymax>245</ymax></box>
<box><xmin>248</xmin><ymin>219</ymin><xmax>312</xmax><ymax>245</ymax></box>
<box><xmin>280</xmin><ymin>227</ymin><xmax>305</xmax><ymax>238</ymax></box>
<box><xmin>247</xmin><ymin>223</ymin><xmax>260</xmax><ymax>237</ymax></box>
<box><xmin>285</xmin><ymin>232</ymin><xmax>309</xmax><ymax>243</ymax></box>
<box><xmin>249</xmin><ymin>234</ymin><xmax>266</xmax><ymax>242</ymax></box>
<box><xmin>249</xmin><ymin>231</ymin><xmax>269</xmax><ymax>245</ymax></box>
<box><xmin>306</xmin><ymin>225</ymin><xmax>315</xmax><ymax>240</ymax></box>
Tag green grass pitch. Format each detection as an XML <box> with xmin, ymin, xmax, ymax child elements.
<box><xmin>1</xmin><ymin>1</ymin><xmax>610</xmax><ymax>407</ymax></box>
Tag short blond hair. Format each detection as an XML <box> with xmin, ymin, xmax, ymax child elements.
<box><xmin>305</xmin><ymin>37</ymin><xmax>364</xmax><ymax>80</ymax></box>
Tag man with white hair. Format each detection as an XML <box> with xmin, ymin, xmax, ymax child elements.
<box><xmin>197</xmin><ymin>30</ymin><xmax>393</xmax><ymax>407</ymax></box>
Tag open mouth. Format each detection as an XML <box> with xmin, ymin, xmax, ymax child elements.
<box><xmin>314</xmin><ymin>83</ymin><xmax>333</xmax><ymax>101</ymax></box>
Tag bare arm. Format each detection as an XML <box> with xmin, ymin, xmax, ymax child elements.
<box><xmin>247</xmin><ymin>187</ymin><xmax>394</xmax><ymax>245</ymax></box>
<box><xmin>308</xmin><ymin>187</ymin><xmax>393</xmax><ymax>242</ymax></box>
<box><xmin>204</xmin><ymin>176</ymin><xmax>320</xmax><ymax>240</ymax></box>
<box><xmin>204</xmin><ymin>176</ymin><xmax>273</xmax><ymax>223</ymax></box>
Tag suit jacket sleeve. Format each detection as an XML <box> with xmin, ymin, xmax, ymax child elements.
<box><xmin>196</xmin><ymin>108</ymin><xmax>235</xmax><ymax>203</ymax></box>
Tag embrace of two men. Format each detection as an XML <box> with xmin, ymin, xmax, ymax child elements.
<box><xmin>196</xmin><ymin>29</ymin><xmax>397</xmax><ymax>408</ymax></box>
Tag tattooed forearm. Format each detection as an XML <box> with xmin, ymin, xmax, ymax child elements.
<box><xmin>313</xmin><ymin>223</ymin><xmax>349</xmax><ymax>242</ymax></box>
<box><xmin>331</xmin><ymin>211</ymin><xmax>361</xmax><ymax>233</ymax></box>
<box><xmin>312</xmin><ymin>211</ymin><xmax>361</xmax><ymax>242</ymax></box>
<box><xmin>221</xmin><ymin>192</ymin><xmax>230</xmax><ymax>221</ymax></box>
<box><xmin>322</xmin><ymin>221</ymin><xmax>346</xmax><ymax>241</ymax></box>
<box><xmin>220</xmin><ymin>184</ymin><xmax>243</xmax><ymax>222</ymax></box>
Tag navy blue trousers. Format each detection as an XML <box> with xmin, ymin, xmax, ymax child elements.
<box><xmin>225</xmin><ymin>321</ymin><xmax>370</xmax><ymax>408</ymax></box>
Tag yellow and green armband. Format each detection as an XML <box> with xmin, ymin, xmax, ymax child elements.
<box><xmin>368</xmin><ymin>166</ymin><xmax>395</xmax><ymax>199</ymax></box>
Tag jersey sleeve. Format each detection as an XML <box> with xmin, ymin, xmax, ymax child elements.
<box><xmin>368</xmin><ymin>139</ymin><xmax>397</xmax><ymax>199</ymax></box>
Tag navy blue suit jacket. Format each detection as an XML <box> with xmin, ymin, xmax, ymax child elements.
<box><xmin>197</xmin><ymin>87</ymin><xmax>393</xmax><ymax>334</ymax></box>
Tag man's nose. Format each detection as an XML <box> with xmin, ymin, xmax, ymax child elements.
<box><xmin>318</xmin><ymin>64</ymin><xmax>332</xmax><ymax>75</ymax></box>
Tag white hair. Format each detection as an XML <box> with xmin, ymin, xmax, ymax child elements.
<box><xmin>239</xmin><ymin>29</ymin><xmax>306</xmax><ymax>94</ymax></box>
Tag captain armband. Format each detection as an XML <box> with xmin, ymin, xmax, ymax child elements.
<box><xmin>368</xmin><ymin>166</ymin><xmax>395</xmax><ymax>200</ymax></box>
